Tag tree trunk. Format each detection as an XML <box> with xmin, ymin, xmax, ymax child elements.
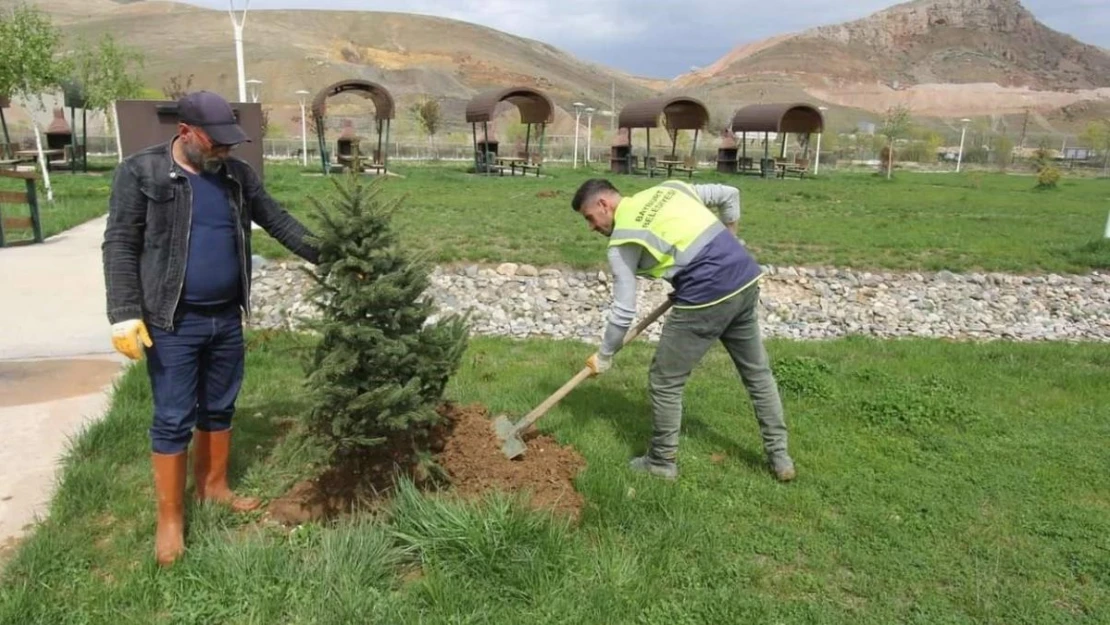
<box><xmin>886</xmin><ymin>138</ymin><xmax>894</xmax><ymax>180</ymax></box>
<box><xmin>113</xmin><ymin>102</ymin><xmax>124</xmax><ymax>163</ymax></box>
<box><xmin>32</xmin><ymin>121</ymin><xmax>53</xmax><ymax>203</ymax></box>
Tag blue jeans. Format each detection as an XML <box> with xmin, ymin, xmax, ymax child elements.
<box><xmin>145</xmin><ymin>304</ymin><xmax>245</xmax><ymax>454</ymax></box>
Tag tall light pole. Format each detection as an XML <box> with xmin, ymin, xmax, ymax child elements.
<box><xmin>296</xmin><ymin>89</ymin><xmax>310</xmax><ymax>167</ymax></box>
<box><xmin>814</xmin><ymin>105</ymin><xmax>828</xmax><ymax>175</ymax></box>
<box><xmin>228</xmin><ymin>0</ymin><xmax>252</xmax><ymax>103</ymax></box>
<box><xmin>572</xmin><ymin>101</ymin><xmax>584</xmax><ymax>168</ymax></box>
<box><xmin>246</xmin><ymin>79</ymin><xmax>262</xmax><ymax>103</ymax></box>
<box><xmin>585</xmin><ymin>107</ymin><xmax>595</xmax><ymax>164</ymax></box>
<box><xmin>956</xmin><ymin>118</ymin><xmax>971</xmax><ymax>173</ymax></box>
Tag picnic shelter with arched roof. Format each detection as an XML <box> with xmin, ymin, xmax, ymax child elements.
<box><xmin>728</xmin><ymin>102</ymin><xmax>825</xmax><ymax>175</ymax></box>
<box><xmin>310</xmin><ymin>79</ymin><xmax>396</xmax><ymax>175</ymax></box>
<box><xmin>465</xmin><ymin>86</ymin><xmax>554</xmax><ymax>176</ymax></box>
<box><xmin>613</xmin><ymin>95</ymin><xmax>709</xmax><ymax>177</ymax></box>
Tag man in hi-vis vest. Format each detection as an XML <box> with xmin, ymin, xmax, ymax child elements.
<box><xmin>572</xmin><ymin>178</ymin><xmax>795</xmax><ymax>482</ymax></box>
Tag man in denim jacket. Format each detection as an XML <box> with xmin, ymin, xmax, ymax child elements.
<box><xmin>101</xmin><ymin>91</ymin><xmax>319</xmax><ymax>567</ymax></box>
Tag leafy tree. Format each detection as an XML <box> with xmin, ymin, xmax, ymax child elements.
<box><xmin>0</xmin><ymin>2</ymin><xmax>71</xmax><ymax>201</ymax></box>
<box><xmin>880</xmin><ymin>105</ymin><xmax>912</xmax><ymax>179</ymax></box>
<box><xmin>302</xmin><ymin>174</ymin><xmax>470</xmax><ymax>473</ymax></box>
<box><xmin>410</xmin><ymin>96</ymin><xmax>441</xmax><ymax>158</ymax></box>
<box><xmin>68</xmin><ymin>32</ymin><xmax>144</xmax><ymax>135</ymax></box>
<box><xmin>1080</xmin><ymin>119</ymin><xmax>1110</xmax><ymax>176</ymax></box>
<box><xmin>993</xmin><ymin>134</ymin><xmax>1014</xmax><ymax>171</ymax></box>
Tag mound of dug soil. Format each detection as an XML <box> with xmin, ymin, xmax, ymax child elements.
<box><xmin>266</xmin><ymin>403</ymin><xmax>586</xmax><ymax>525</ymax></box>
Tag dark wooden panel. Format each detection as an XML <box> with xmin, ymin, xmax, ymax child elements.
<box><xmin>0</xmin><ymin>191</ymin><xmax>28</xmax><ymax>203</ymax></box>
<box><xmin>0</xmin><ymin>169</ymin><xmax>36</xmax><ymax>180</ymax></box>
<box><xmin>115</xmin><ymin>99</ymin><xmax>265</xmax><ymax>180</ymax></box>
<box><xmin>2</xmin><ymin>216</ymin><xmax>32</xmax><ymax>230</ymax></box>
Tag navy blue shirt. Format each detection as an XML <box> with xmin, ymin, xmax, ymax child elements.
<box><xmin>181</xmin><ymin>170</ymin><xmax>241</xmax><ymax>307</ymax></box>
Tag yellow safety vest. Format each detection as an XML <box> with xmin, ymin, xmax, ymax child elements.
<box><xmin>608</xmin><ymin>180</ymin><xmax>727</xmax><ymax>280</ymax></box>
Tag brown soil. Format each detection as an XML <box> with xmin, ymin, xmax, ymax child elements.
<box><xmin>266</xmin><ymin>402</ymin><xmax>586</xmax><ymax>526</ymax></box>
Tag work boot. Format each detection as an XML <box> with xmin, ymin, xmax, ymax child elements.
<box><xmin>629</xmin><ymin>454</ymin><xmax>678</xmax><ymax>480</ymax></box>
<box><xmin>152</xmin><ymin>451</ymin><xmax>187</xmax><ymax>567</ymax></box>
<box><xmin>769</xmin><ymin>454</ymin><xmax>796</xmax><ymax>482</ymax></box>
<box><xmin>193</xmin><ymin>428</ymin><xmax>261</xmax><ymax>512</ymax></box>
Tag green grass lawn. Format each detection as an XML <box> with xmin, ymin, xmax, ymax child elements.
<box><xmin>0</xmin><ymin>166</ymin><xmax>115</xmax><ymax>243</ymax></box>
<box><xmin>2</xmin><ymin>332</ymin><xmax>1106</xmax><ymax>624</ymax></box>
<box><xmin>8</xmin><ymin>159</ymin><xmax>1109</xmax><ymax>272</ymax></box>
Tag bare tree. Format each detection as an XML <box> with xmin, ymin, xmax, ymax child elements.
<box><xmin>162</xmin><ymin>73</ymin><xmax>194</xmax><ymax>100</ymax></box>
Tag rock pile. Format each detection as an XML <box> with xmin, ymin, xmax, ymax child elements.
<box><xmin>249</xmin><ymin>258</ymin><xmax>1110</xmax><ymax>344</ymax></box>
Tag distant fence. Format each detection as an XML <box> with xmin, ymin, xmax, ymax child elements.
<box><xmin>3</xmin><ymin>131</ymin><xmax>1105</xmax><ymax>173</ymax></box>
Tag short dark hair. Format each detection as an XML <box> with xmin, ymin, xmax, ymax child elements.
<box><xmin>572</xmin><ymin>178</ymin><xmax>619</xmax><ymax>212</ymax></box>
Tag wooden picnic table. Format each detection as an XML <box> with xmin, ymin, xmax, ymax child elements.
<box><xmin>496</xmin><ymin>156</ymin><xmax>540</xmax><ymax>176</ymax></box>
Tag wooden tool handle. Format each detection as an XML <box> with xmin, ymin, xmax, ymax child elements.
<box><xmin>621</xmin><ymin>299</ymin><xmax>673</xmax><ymax>345</ymax></box>
<box><xmin>514</xmin><ymin>299</ymin><xmax>673</xmax><ymax>433</ymax></box>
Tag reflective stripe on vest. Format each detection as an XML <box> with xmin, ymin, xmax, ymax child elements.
<box><xmin>608</xmin><ymin>181</ymin><xmax>725</xmax><ymax>280</ymax></box>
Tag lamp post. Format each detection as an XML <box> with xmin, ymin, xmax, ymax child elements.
<box><xmin>956</xmin><ymin>118</ymin><xmax>971</xmax><ymax>173</ymax></box>
<box><xmin>585</xmin><ymin>107</ymin><xmax>595</xmax><ymax>164</ymax></box>
<box><xmin>814</xmin><ymin>105</ymin><xmax>828</xmax><ymax>175</ymax></box>
<box><xmin>228</xmin><ymin>0</ymin><xmax>252</xmax><ymax>103</ymax></box>
<box><xmin>246</xmin><ymin>79</ymin><xmax>262</xmax><ymax>103</ymax></box>
<box><xmin>296</xmin><ymin>89</ymin><xmax>310</xmax><ymax>167</ymax></box>
<box><xmin>572</xmin><ymin>102</ymin><xmax>586</xmax><ymax>167</ymax></box>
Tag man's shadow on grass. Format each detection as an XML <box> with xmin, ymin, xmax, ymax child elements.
<box><xmin>221</xmin><ymin>396</ymin><xmax>308</xmax><ymax>484</ymax></box>
<box><xmin>557</xmin><ymin>383</ymin><xmax>767</xmax><ymax>472</ymax></box>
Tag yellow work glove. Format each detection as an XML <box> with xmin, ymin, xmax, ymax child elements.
<box><xmin>111</xmin><ymin>319</ymin><xmax>153</xmax><ymax>360</ymax></box>
<box><xmin>586</xmin><ymin>352</ymin><xmax>612</xmax><ymax>376</ymax></box>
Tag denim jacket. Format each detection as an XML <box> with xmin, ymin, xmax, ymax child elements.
<box><xmin>102</xmin><ymin>139</ymin><xmax>319</xmax><ymax>331</ymax></box>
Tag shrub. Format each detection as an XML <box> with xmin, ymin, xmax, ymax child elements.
<box><xmin>1035</xmin><ymin>165</ymin><xmax>1061</xmax><ymax>190</ymax></box>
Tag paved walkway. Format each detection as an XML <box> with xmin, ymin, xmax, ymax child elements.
<box><xmin>0</xmin><ymin>215</ymin><xmax>128</xmax><ymax>543</ymax></box>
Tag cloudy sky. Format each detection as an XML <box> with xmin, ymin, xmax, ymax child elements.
<box><xmin>189</xmin><ymin>0</ymin><xmax>1110</xmax><ymax>78</ymax></box>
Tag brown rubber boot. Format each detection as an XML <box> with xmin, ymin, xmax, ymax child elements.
<box><xmin>152</xmin><ymin>451</ymin><xmax>187</xmax><ymax>567</ymax></box>
<box><xmin>192</xmin><ymin>428</ymin><xmax>261</xmax><ymax>512</ymax></box>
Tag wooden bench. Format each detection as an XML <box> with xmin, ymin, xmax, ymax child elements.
<box><xmin>0</xmin><ymin>169</ymin><xmax>43</xmax><ymax>247</ymax></box>
<box><xmin>475</xmin><ymin>150</ymin><xmax>506</xmax><ymax>176</ymax></box>
<box><xmin>672</xmin><ymin>155</ymin><xmax>698</xmax><ymax>179</ymax></box>
<box><xmin>779</xmin><ymin>157</ymin><xmax>810</xmax><ymax>179</ymax></box>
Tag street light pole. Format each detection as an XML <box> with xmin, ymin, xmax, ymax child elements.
<box><xmin>956</xmin><ymin>118</ymin><xmax>971</xmax><ymax>173</ymax></box>
<box><xmin>572</xmin><ymin>101</ymin><xmax>584</xmax><ymax>168</ymax></box>
<box><xmin>228</xmin><ymin>0</ymin><xmax>252</xmax><ymax>103</ymax></box>
<box><xmin>296</xmin><ymin>89</ymin><xmax>310</xmax><ymax>168</ymax></box>
<box><xmin>585</xmin><ymin>107</ymin><xmax>595</xmax><ymax>164</ymax></box>
<box><xmin>246</xmin><ymin>79</ymin><xmax>262</xmax><ymax>103</ymax></box>
<box><xmin>815</xmin><ymin>105</ymin><xmax>828</xmax><ymax>175</ymax></box>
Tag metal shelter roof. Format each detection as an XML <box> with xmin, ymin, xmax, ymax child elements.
<box><xmin>729</xmin><ymin>102</ymin><xmax>824</xmax><ymax>134</ymax></box>
<box><xmin>465</xmin><ymin>87</ymin><xmax>554</xmax><ymax>124</ymax></box>
<box><xmin>617</xmin><ymin>96</ymin><xmax>709</xmax><ymax>130</ymax></box>
<box><xmin>310</xmin><ymin>79</ymin><xmax>395</xmax><ymax>120</ymax></box>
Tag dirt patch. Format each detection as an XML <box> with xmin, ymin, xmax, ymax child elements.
<box><xmin>0</xmin><ymin>535</ymin><xmax>21</xmax><ymax>569</ymax></box>
<box><xmin>266</xmin><ymin>402</ymin><xmax>586</xmax><ymax>526</ymax></box>
<box><xmin>0</xmin><ymin>358</ymin><xmax>122</xmax><ymax>407</ymax></box>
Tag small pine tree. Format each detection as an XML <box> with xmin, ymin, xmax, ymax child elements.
<box><xmin>302</xmin><ymin>173</ymin><xmax>470</xmax><ymax>467</ymax></box>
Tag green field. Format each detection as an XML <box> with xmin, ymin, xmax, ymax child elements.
<box><xmin>1</xmin><ymin>333</ymin><xmax>1107</xmax><ymax>624</ymax></box>
<box><xmin>3</xmin><ymin>157</ymin><xmax>1108</xmax><ymax>623</ymax></box>
<box><xmin>4</xmin><ymin>160</ymin><xmax>1108</xmax><ymax>272</ymax></box>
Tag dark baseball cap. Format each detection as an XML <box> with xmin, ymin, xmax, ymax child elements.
<box><xmin>177</xmin><ymin>90</ymin><xmax>251</xmax><ymax>146</ymax></box>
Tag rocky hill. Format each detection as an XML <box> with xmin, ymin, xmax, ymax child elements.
<box><xmin>674</xmin><ymin>0</ymin><xmax>1110</xmax><ymax>130</ymax></box>
<box><xmin>3</xmin><ymin>0</ymin><xmax>658</xmax><ymax>137</ymax></box>
<box><xmin>4</xmin><ymin>0</ymin><xmax>1108</xmax><ymax>140</ymax></box>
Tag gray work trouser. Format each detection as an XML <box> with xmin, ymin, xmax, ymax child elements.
<box><xmin>646</xmin><ymin>282</ymin><xmax>789</xmax><ymax>463</ymax></box>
